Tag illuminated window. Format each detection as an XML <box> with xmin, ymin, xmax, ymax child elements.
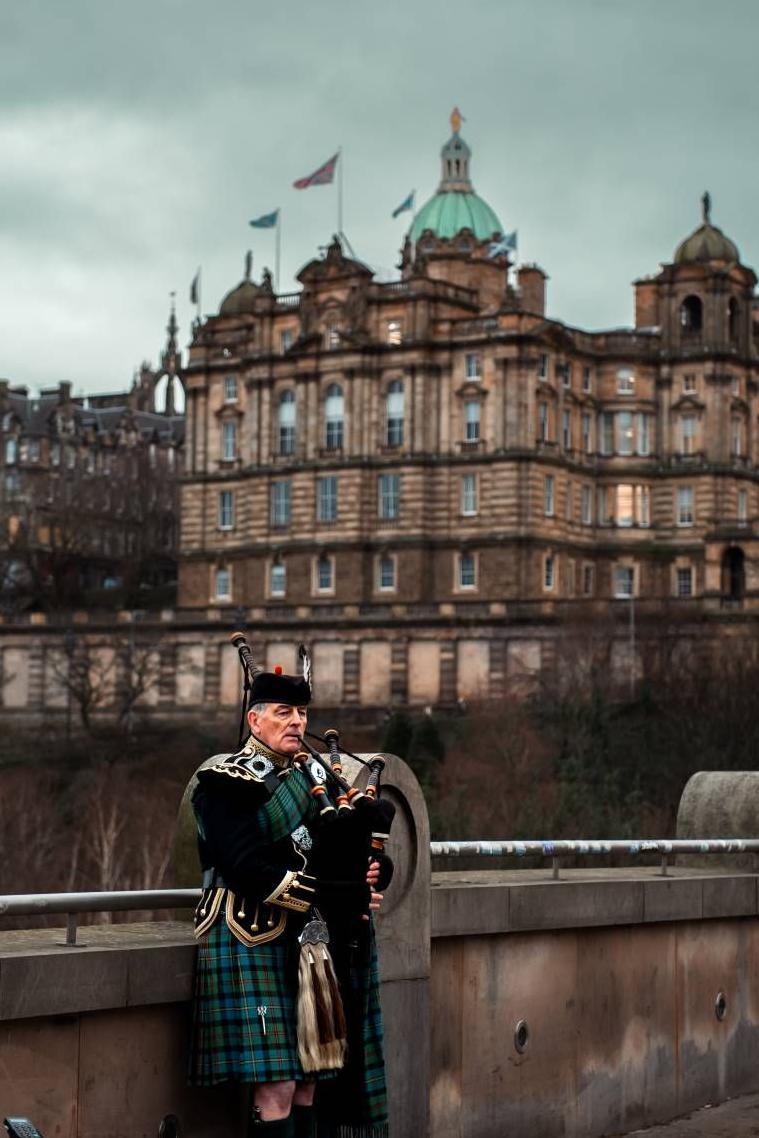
<box><xmin>387</xmin><ymin>320</ymin><xmax>402</xmax><ymax>346</ymax></box>
<box><xmin>617</xmin><ymin>368</ymin><xmax>635</xmax><ymax>395</ymax></box>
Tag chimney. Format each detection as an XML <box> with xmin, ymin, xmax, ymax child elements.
<box><xmin>58</xmin><ymin>381</ymin><xmax>72</xmax><ymax>403</ymax></box>
<box><xmin>634</xmin><ymin>278</ymin><xmax>659</xmax><ymax>329</ymax></box>
<box><xmin>517</xmin><ymin>265</ymin><xmax>548</xmax><ymax>316</ymax></box>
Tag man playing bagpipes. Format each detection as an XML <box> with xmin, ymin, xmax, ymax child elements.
<box><xmin>188</xmin><ymin>636</ymin><xmax>395</xmax><ymax>1138</ymax></box>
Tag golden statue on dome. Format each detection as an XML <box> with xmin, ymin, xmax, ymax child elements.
<box><xmin>450</xmin><ymin>106</ymin><xmax>463</xmax><ymax>134</ymax></box>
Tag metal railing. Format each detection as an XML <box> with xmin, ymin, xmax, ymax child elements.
<box><xmin>2</xmin><ymin>840</ymin><xmax>758</xmax><ymax>944</ymax></box>
<box><xmin>0</xmin><ymin>889</ymin><xmax>199</xmax><ymax>946</ymax></box>
<box><xmin>430</xmin><ymin>839</ymin><xmax>759</xmax><ymax>879</ymax></box>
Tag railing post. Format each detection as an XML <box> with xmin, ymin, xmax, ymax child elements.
<box><xmin>66</xmin><ymin>913</ymin><xmax>78</xmax><ymax>946</ymax></box>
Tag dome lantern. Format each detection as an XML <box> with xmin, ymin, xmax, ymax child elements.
<box><xmin>409</xmin><ymin>110</ymin><xmax>504</xmax><ymax>244</ymax></box>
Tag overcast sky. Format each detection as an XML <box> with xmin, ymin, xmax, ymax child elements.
<box><xmin>2</xmin><ymin>0</ymin><xmax>758</xmax><ymax>394</ymax></box>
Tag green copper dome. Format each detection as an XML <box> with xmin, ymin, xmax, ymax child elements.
<box><xmin>410</xmin><ymin>109</ymin><xmax>503</xmax><ymax>243</ymax></box>
<box><xmin>411</xmin><ymin>191</ymin><xmax>502</xmax><ymax>242</ymax></box>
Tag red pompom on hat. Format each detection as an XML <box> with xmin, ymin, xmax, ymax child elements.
<box><xmin>274</xmin><ymin>665</ymin><xmax>283</xmax><ymax>675</ymax></box>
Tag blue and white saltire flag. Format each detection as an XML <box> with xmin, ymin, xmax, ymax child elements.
<box><xmin>487</xmin><ymin>230</ymin><xmax>518</xmax><ymax>258</ymax></box>
<box><xmin>249</xmin><ymin>209</ymin><xmax>280</xmax><ymax>229</ymax></box>
<box><xmin>392</xmin><ymin>190</ymin><xmax>415</xmax><ymax>219</ymax></box>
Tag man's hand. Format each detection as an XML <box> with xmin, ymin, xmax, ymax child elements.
<box><xmin>362</xmin><ymin>859</ymin><xmax>383</xmax><ymax>921</ymax></box>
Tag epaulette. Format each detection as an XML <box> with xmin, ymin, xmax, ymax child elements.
<box><xmin>199</xmin><ymin>743</ymin><xmax>286</xmax><ymax>789</ymax></box>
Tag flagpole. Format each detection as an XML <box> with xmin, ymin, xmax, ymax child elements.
<box><xmin>337</xmin><ymin>147</ymin><xmax>343</xmax><ymax>237</ymax></box>
<box><xmin>275</xmin><ymin>212</ymin><xmax>281</xmax><ymax>294</ymax></box>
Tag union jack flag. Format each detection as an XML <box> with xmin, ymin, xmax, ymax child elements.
<box><xmin>293</xmin><ymin>152</ymin><xmax>339</xmax><ymax>189</ymax></box>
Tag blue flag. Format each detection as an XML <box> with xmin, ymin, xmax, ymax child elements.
<box><xmin>392</xmin><ymin>190</ymin><xmax>415</xmax><ymax>219</ymax></box>
<box><xmin>249</xmin><ymin>209</ymin><xmax>279</xmax><ymax>229</ymax></box>
<box><xmin>487</xmin><ymin>230</ymin><xmax>517</xmax><ymax>259</ymax></box>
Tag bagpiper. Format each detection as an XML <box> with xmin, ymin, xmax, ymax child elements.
<box><xmin>188</xmin><ymin>638</ymin><xmax>394</xmax><ymax>1138</ymax></box>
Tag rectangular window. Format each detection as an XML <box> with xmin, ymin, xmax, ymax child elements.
<box><xmin>582</xmin><ymin>366</ymin><xmax>592</xmax><ymax>394</ymax></box>
<box><xmin>599</xmin><ymin>412</ymin><xmax>614</xmax><ymax>455</ymax></box>
<box><xmin>614</xmin><ymin>566</ymin><xmax>634</xmax><ymax>598</ymax></box>
<box><xmin>676</xmin><ymin>567</ymin><xmax>693</xmax><ymax>597</ymax></box>
<box><xmin>224</xmin><ymin>375</ymin><xmax>238</xmax><ymax>403</ymax></box>
<box><xmin>458</xmin><ymin>552</ymin><xmax>477</xmax><ymax>589</ymax></box>
<box><xmin>597</xmin><ymin>486</ymin><xmax>611</xmax><ymax>525</ymax></box>
<box><xmin>317</xmin><ymin>475</ymin><xmax>338</xmax><ymax>522</ymax></box>
<box><xmin>378</xmin><ymin>473</ymin><xmax>400</xmax><ymax>520</ymax></box>
<box><xmin>581</xmin><ymin>485</ymin><xmax>593</xmax><ymax>525</ymax></box>
<box><xmin>683</xmin><ymin>374</ymin><xmax>696</xmax><ymax>394</ymax></box>
<box><xmin>326</xmin><ymin>326</ymin><xmax>340</xmax><ymax>349</ymax></box>
<box><xmin>316</xmin><ymin>555</ymin><xmax>334</xmax><ymax>592</ymax></box>
<box><xmin>681</xmin><ymin>414</ymin><xmax>696</xmax><ymax>455</ymax></box>
<box><xmin>218</xmin><ymin>490</ymin><xmax>234</xmax><ymax>530</ymax></box>
<box><xmin>558</xmin><ymin>362</ymin><xmax>571</xmax><ymax>388</ymax></box>
<box><xmin>378</xmin><ymin>555</ymin><xmax>396</xmax><ymax>591</ymax></box>
<box><xmin>28</xmin><ymin>439</ymin><xmax>40</xmax><ymax>462</ymax></box>
<box><xmin>461</xmin><ymin>473</ymin><xmax>478</xmax><ymax>516</ymax></box>
<box><xmin>271</xmin><ymin>480</ymin><xmax>291</xmax><ymax>526</ymax></box>
<box><xmin>465</xmin><ymin>400</ymin><xmax>481</xmax><ymax>442</ymax></box>
<box><xmin>582</xmin><ymin>563</ymin><xmax>594</xmax><ymax>596</ymax></box>
<box><xmin>617</xmin><ymin>411</ymin><xmax>634</xmax><ymax>456</ymax></box>
<box><xmin>387</xmin><ymin>320</ymin><xmax>402</xmax><ymax>346</ymax></box>
<box><xmin>732</xmin><ymin>375</ymin><xmax>740</xmax><ymax>396</ymax></box>
<box><xmin>637</xmin><ymin>485</ymin><xmax>650</xmax><ymax>527</ymax></box>
<box><xmin>677</xmin><ymin>486</ymin><xmax>694</xmax><ymax>526</ymax></box>
<box><xmin>215</xmin><ymin>567</ymin><xmax>231</xmax><ymax>601</ymax></box>
<box><xmin>544</xmin><ymin>474</ymin><xmax>555</xmax><ymax>517</ymax></box>
<box><xmin>465</xmin><ymin>353</ymin><xmax>481</xmax><ymax>380</ymax></box>
<box><xmin>326</xmin><ymin>418</ymin><xmax>343</xmax><ymax>450</ymax></box>
<box><xmin>538</xmin><ymin>353</ymin><xmax>548</xmax><ymax>380</ymax></box>
<box><xmin>732</xmin><ymin>418</ymin><xmax>743</xmax><ymax>457</ymax></box>
<box><xmin>222</xmin><ymin>420</ymin><xmax>237</xmax><ymax>461</ymax></box>
<box><xmin>617</xmin><ymin>368</ymin><xmax>635</xmax><ymax>395</ymax></box>
<box><xmin>270</xmin><ymin>562</ymin><xmax>286</xmax><ymax>597</ymax></box>
<box><xmin>544</xmin><ymin>555</ymin><xmax>555</xmax><ymax>591</ymax></box>
<box><xmin>539</xmin><ymin>402</ymin><xmax>549</xmax><ymax>442</ymax></box>
<box><xmin>616</xmin><ymin>484</ymin><xmax>634</xmax><ymax>527</ymax></box>
<box><xmin>582</xmin><ymin>412</ymin><xmax>592</xmax><ymax>454</ymax></box>
<box><xmin>738</xmin><ymin>488</ymin><xmax>748</xmax><ymax>525</ymax></box>
<box><xmin>562</xmin><ymin>409</ymin><xmax>571</xmax><ymax>450</ymax></box>
<box><xmin>279</xmin><ymin>424</ymin><xmax>296</xmax><ymax>456</ymax></box>
<box><xmin>280</xmin><ymin>328</ymin><xmax>294</xmax><ymax>354</ymax></box>
<box><xmin>637</xmin><ymin>413</ymin><xmax>651</xmax><ymax>456</ymax></box>
<box><xmin>565</xmin><ymin>480</ymin><xmax>573</xmax><ymax>522</ymax></box>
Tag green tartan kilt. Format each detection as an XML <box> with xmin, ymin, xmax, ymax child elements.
<box><xmin>189</xmin><ymin>920</ymin><xmax>338</xmax><ymax>1086</ymax></box>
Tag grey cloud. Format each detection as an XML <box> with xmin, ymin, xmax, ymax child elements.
<box><xmin>2</xmin><ymin>0</ymin><xmax>759</xmax><ymax>390</ymax></box>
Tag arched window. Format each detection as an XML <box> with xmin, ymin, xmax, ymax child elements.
<box><xmin>385</xmin><ymin>380</ymin><xmax>404</xmax><ymax>447</ymax></box>
<box><xmin>728</xmin><ymin>298</ymin><xmax>740</xmax><ymax>343</ymax></box>
<box><xmin>680</xmin><ymin>295</ymin><xmax>703</xmax><ymax>333</ymax></box>
<box><xmin>324</xmin><ymin>384</ymin><xmax>344</xmax><ymax>450</ymax></box>
<box><xmin>278</xmin><ymin>390</ymin><xmax>296</xmax><ymax>455</ymax></box>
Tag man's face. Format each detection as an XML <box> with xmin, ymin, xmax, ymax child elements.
<box><xmin>248</xmin><ymin>702</ymin><xmax>308</xmax><ymax>755</ymax></box>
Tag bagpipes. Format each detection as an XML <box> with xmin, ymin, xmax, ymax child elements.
<box><xmin>229</xmin><ymin>631</ymin><xmax>396</xmax><ymax>904</ymax></box>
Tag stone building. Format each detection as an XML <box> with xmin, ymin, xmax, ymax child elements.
<box><xmin>0</xmin><ymin>305</ymin><xmax>184</xmax><ymax>612</ymax></box>
<box><xmin>175</xmin><ymin>113</ymin><xmax>759</xmax><ymax>706</ymax></box>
